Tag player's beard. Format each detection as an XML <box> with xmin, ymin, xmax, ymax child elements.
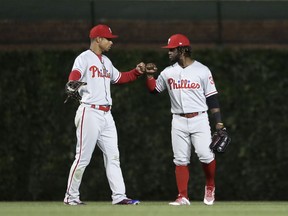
<box><xmin>169</xmin><ymin>52</ymin><xmax>181</xmax><ymax>65</ymax></box>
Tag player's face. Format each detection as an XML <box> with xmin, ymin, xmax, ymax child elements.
<box><xmin>168</xmin><ymin>48</ymin><xmax>180</xmax><ymax>64</ymax></box>
<box><xmin>99</xmin><ymin>38</ymin><xmax>113</xmax><ymax>52</ymax></box>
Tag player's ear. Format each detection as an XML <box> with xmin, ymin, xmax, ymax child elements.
<box><xmin>95</xmin><ymin>37</ymin><xmax>102</xmax><ymax>43</ymax></box>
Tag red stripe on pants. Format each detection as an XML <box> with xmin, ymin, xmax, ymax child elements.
<box><xmin>66</xmin><ymin>107</ymin><xmax>86</xmax><ymax>201</ymax></box>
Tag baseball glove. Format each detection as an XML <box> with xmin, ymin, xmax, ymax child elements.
<box><xmin>209</xmin><ymin>128</ymin><xmax>231</xmax><ymax>153</ymax></box>
<box><xmin>64</xmin><ymin>80</ymin><xmax>87</xmax><ymax>103</ymax></box>
<box><xmin>145</xmin><ymin>63</ymin><xmax>158</xmax><ymax>75</ymax></box>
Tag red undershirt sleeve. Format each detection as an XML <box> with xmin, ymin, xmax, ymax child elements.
<box><xmin>68</xmin><ymin>70</ymin><xmax>81</xmax><ymax>81</ymax></box>
<box><xmin>116</xmin><ymin>69</ymin><xmax>142</xmax><ymax>84</ymax></box>
<box><xmin>146</xmin><ymin>77</ymin><xmax>156</xmax><ymax>92</ymax></box>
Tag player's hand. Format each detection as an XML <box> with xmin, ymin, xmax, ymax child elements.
<box><xmin>136</xmin><ymin>62</ymin><xmax>146</xmax><ymax>74</ymax></box>
<box><xmin>145</xmin><ymin>63</ymin><xmax>158</xmax><ymax>78</ymax></box>
<box><xmin>215</xmin><ymin>123</ymin><xmax>225</xmax><ymax>130</ymax></box>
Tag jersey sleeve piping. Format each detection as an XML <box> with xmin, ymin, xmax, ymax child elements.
<box><xmin>205</xmin><ymin>90</ymin><xmax>218</xmax><ymax>98</ymax></box>
<box><xmin>112</xmin><ymin>72</ymin><xmax>122</xmax><ymax>84</ymax></box>
<box><xmin>155</xmin><ymin>85</ymin><xmax>161</xmax><ymax>93</ymax></box>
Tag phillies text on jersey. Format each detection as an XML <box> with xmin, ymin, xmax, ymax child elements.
<box><xmin>72</xmin><ymin>50</ymin><xmax>121</xmax><ymax>105</ymax></box>
<box><xmin>155</xmin><ymin>61</ymin><xmax>218</xmax><ymax>113</ymax></box>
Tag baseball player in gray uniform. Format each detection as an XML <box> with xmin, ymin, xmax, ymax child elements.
<box><xmin>64</xmin><ymin>24</ymin><xmax>144</xmax><ymax>205</ymax></box>
<box><xmin>145</xmin><ymin>34</ymin><xmax>226</xmax><ymax>205</ymax></box>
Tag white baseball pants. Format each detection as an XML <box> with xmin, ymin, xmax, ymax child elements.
<box><xmin>171</xmin><ymin>112</ymin><xmax>214</xmax><ymax>165</ymax></box>
<box><xmin>64</xmin><ymin>104</ymin><xmax>127</xmax><ymax>204</ymax></box>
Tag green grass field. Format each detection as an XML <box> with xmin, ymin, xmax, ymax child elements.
<box><xmin>0</xmin><ymin>201</ymin><xmax>287</xmax><ymax>216</ymax></box>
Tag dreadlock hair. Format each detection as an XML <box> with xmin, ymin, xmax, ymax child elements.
<box><xmin>177</xmin><ymin>46</ymin><xmax>192</xmax><ymax>57</ymax></box>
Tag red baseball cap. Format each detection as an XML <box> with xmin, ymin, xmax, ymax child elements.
<box><xmin>89</xmin><ymin>24</ymin><xmax>118</xmax><ymax>39</ymax></box>
<box><xmin>162</xmin><ymin>34</ymin><xmax>190</xmax><ymax>48</ymax></box>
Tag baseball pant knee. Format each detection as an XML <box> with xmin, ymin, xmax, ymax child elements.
<box><xmin>198</xmin><ymin>153</ymin><xmax>214</xmax><ymax>164</ymax></box>
<box><xmin>173</xmin><ymin>157</ymin><xmax>190</xmax><ymax>166</ymax></box>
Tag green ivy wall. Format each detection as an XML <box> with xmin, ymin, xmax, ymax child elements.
<box><xmin>0</xmin><ymin>49</ymin><xmax>287</xmax><ymax>201</ymax></box>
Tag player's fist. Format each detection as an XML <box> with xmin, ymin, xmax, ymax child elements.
<box><xmin>145</xmin><ymin>63</ymin><xmax>157</xmax><ymax>77</ymax></box>
<box><xmin>136</xmin><ymin>62</ymin><xmax>146</xmax><ymax>74</ymax></box>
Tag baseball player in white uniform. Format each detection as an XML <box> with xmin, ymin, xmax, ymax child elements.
<box><xmin>64</xmin><ymin>24</ymin><xmax>144</xmax><ymax>205</ymax></box>
<box><xmin>145</xmin><ymin>34</ymin><xmax>226</xmax><ymax>206</ymax></box>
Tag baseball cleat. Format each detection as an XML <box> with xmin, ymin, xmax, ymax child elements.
<box><xmin>169</xmin><ymin>196</ymin><xmax>190</xmax><ymax>206</ymax></box>
<box><xmin>203</xmin><ymin>186</ymin><xmax>215</xmax><ymax>205</ymax></box>
<box><xmin>115</xmin><ymin>198</ymin><xmax>140</xmax><ymax>205</ymax></box>
<box><xmin>64</xmin><ymin>200</ymin><xmax>86</xmax><ymax>206</ymax></box>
